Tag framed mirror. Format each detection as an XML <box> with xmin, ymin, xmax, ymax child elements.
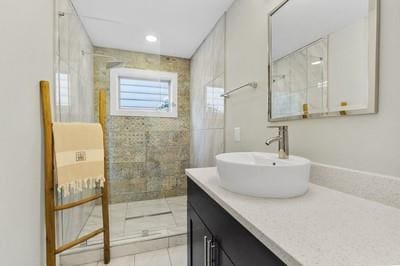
<box><xmin>268</xmin><ymin>0</ymin><xmax>380</xmax><ymax>121</ymax></box>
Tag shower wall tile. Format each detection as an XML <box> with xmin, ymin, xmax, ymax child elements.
<box><xmin>55</xmin><ymin>0</ymin><xmax>95</xmax><ymax>244</ymax></box>
<box><xmin>204</xmin><ymin>74</ymin><xmax>225</xmax><ymax>129</ymax></box>
<box><xmin>93</xmin><ymin>47</ymin><xmax>190</xmax><ymax>204</ymax></box>
<box><xmin>55</xmin><ymin>0</ymin><xmax>94</xmax><ymax>123</ymax></box>
<box><xmin>271</xmin><ymin>38</ymin><xmax>328</xmax><ymax>117</ymax></box>
<box><xmin>176</xmin><ymin>174</ymin><xmax>188</xmax><ymax>195</ymax></box>
<box><xmin>68</xmin><ymin>15</ymin><xmax>83</xmax><ymax>72</ymax></box>
<box><xmin>290</xmin><ymin>50</ymin><xmax>307</xmax><ymax>92</ymax></box>
<box><xmin>190</xmin><ymin>15</ymin><xmax>225</xmax><ymax>168</ymax></box>
<box><xmin>307</xmin><ymin>38</ymin><xmax>328</xmax><ymax>84</ymax></box>
<box><xmin>212</xmin><ymin>18</ymin><xmax>226</xmax><ymax>78</ymax></box>
<box><xmin>307</xmin><ymin>39</ymin><xmax>328</xmax><ymax>113</ymax></box>
<box><xmin>272</xmin><ymin>56</ymin><xmax>291</xmax><ymax>92</ymax></box>
<box><xmin>190</xmin><ymin>129</ymin><xmax>224</xmax><ymax>167</ymax></box>
<box><xmin>190</xmin><ymin>82</ymin><xmax>206</xmax><ymax>130</ymax></box>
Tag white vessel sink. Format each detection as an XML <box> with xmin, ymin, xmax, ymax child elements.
<box><xmin>216</xmin><ymin>152</ymin><xmax>310</xmax><ymax>198</ymax></box>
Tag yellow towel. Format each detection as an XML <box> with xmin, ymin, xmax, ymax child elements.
<box><xmin>53</xmin><ymin>122</ymin><xmax>105</xmax><ymax>196</ymax></box>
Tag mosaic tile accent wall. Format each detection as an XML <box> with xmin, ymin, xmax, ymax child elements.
<box><xmin>93</xmin><ymin>47</ymin><xmax>190</xmax><ymax>203</ymax></box>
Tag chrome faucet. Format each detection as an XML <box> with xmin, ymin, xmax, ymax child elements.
<box><xmin>265</xmin><ymin>126</ymin><xmax>289</xmax><ymax>159</ymax></box>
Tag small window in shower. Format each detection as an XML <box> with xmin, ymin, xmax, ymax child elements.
<box><xmin>110</xmin><ymin>68</ymin><xmax>178</xmax><ymax>117</ymax></box>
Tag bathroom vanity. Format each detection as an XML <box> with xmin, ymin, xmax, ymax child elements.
<box><xmin>187</xmin><ymin>167</ymin><xmax>400</xmax><ymax>266</ymax></box>
<box><xmin>187</xmin><ymin>177</ymin><xmax>285</xmax><ymax>266</ymax></box>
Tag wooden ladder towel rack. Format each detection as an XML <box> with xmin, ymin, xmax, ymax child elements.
<box><xmin>40</xmin><ymin>80</ymin><xmax>110</xmax><ymax>266</ymax></box>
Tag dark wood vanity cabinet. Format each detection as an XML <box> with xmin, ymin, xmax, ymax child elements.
<box><xmin>188</xmin><ymin>203</ymin><xmax>233</xmax><ymax>266</ymax></box>
<box><xmin>187</xmin><ymin>178</ymin><xmax>286</xmax><ymax>266</ymax></box>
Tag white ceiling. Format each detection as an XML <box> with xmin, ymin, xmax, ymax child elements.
<box><xmin>71</xmin><ymin>0</ymin><xmax>234</xmax><ymax>58</ymax></box>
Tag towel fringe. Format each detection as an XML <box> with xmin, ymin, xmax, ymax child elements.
<box><xmin>57</xmin><ymin>176</ymin><xmax>105</xmax><ymax>197</ymax></box>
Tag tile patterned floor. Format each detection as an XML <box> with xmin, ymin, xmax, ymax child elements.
<box><xmin>79</xmin><ymin>196</ymin><xmax>187</xmax><ymax>245</ymax></box>
<box><xmin>80</xmin><ymin>245</ymin><xmax>187</xmax><ymax>266</ymax></box>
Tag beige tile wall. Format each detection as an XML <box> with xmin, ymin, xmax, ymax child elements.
<box><xmin>93</xmin><ymin>47</ymin><xmax>191</xmax><ymax>203</ymax></box>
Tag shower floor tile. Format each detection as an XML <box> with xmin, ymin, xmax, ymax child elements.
<box><xmin>126</xmin><ymin>198</ymin><xmax>170</xmax><ymax>218</ymax></box>
<box><xmin>125</xmin><ymin>213</ymin><xmax>176</xmax><ymax>235</ymax></box>
<box><xmin>78</xmin><ymin>196</ymin><xmax>187</xmax><ymax>245</ymax></box>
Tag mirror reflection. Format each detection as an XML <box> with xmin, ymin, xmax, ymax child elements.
<box><xmin>269</xmin><ymin>0</ymin><xmax>379</xmax><ymax>121</ymax></box>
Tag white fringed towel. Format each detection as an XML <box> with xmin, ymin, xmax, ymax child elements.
<box><xmin>53</xmin><ymin>122</ymin><xmax>105</xmax><ymax>196</ymax></box>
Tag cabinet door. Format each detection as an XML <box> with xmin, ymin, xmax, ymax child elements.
<box><xmin>214</xmin><ymin>243</ymin><xmax>234</xmax><ymax>266</ymax></box>
<box><xmin>188</xmin><ymin>178</ymin><xmax>285</xmax><ymax>266</ymax></box>
<box><xmin>188</xmin><ymin>203</ymin><xmax>213</xmax><ymax>266</ymax></box>
<box><xmin>188</xmin><ymin>203</ymin><xmax>234</xmax><ymax>266</ymax></box>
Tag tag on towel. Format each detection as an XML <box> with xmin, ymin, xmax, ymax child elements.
<box><xmin>52</xmin><ymin>122</ymin><xmax>105</xmax><ymax>196</ymax></box>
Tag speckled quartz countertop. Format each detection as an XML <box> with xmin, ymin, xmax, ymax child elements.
<box><xmin>186</xmin><ymin>167</ymin><xmax>400</xmax><ymax>266</ymax></box>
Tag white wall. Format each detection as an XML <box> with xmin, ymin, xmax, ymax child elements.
<box><xmin>225</xmin><ymin>0</ymin><xmax>400</xmax><ymax>177</ymax></box>
<box><xmin>0</xmin><ymin>0</ymin><xmax>54</xmax><ymax>265</ymax></box>
<box><xmin>225</xmin><ymin>0</ymin><xmax>276</xmax><ymax>152</ymax></box>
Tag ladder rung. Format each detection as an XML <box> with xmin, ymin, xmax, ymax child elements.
<box><xmin>55</xmin><ymin>228</ymin><xmax>104</xmax><ymax>254</ymax></box>
<box><xmin>54</xmin><ymin>194</ymin><xmax>102</xmax><ymax>211</ymax></box>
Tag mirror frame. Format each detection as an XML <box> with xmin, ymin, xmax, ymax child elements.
<box><xmin>267</xmin><ymin>0</ymin><xmax>380</xmax><ymax>122</ymax></box>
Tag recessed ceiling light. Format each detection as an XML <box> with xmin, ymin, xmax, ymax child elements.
<box><xmin>145</xmin><ymin>35</ymin><xmax>158</xmax><ymax>42</ymax></box>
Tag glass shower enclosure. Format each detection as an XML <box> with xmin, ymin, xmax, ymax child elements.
<box><xmin>54</xmin><ymin>0</ymin><xmax>188</xmax><ymax>250</ymax></box>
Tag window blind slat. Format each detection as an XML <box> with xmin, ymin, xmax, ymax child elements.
<box><xmin>120</xmin><ymin>98</ymin><xmax>166</xmax><ymax>103</ymax></box>
<box><xmin>120</xmin><ymin>100</ymin><xmax>167</xmax><ymax>109</ymax></box>
<box><xmin>120</xmin><ymin>85</ymin><xmax>169</xmax><ymax>95</ymax></box>
<box><xmin>118</xmin><ymin>77</ymin><xmax>170</xmax><ymax>111</ymax></box>
<box><xmin>120</xmin><ymin>78</ymin><xmax>170</xmax><ymax>88</ymax></box>
<box><xmin>120</xmin><ymin>91</ymin><xmax>168</xmax><ymax>96</ymax></box>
